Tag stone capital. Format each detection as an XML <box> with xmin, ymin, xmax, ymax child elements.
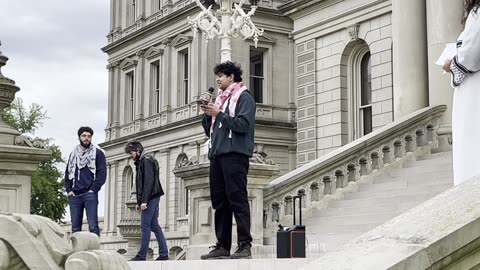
<box><xmin>346</xmin><ymin>23</ymin><xmax>360</xmax><ymax>41</ymax></box>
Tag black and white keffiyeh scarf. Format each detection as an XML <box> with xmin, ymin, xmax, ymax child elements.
<box><xmin>67</xmin><ymin>144</ymin><xmax>97</xmax><ymax>187</ymax></box>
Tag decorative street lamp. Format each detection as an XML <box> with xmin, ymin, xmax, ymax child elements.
<box><xmin>187</xmin><ymin>0</ymin><xmax>264</xmax><ymax>62</ymax></box>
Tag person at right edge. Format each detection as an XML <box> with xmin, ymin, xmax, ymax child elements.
<box><xmin>443</xmin><ymin>0</ymin><xmax>480</xmax><ymax>186</ymax></box>
<box><xmin>200</xmin><ymin>61</ymin><xmax>255</xmax><ymax>259</ymax></box>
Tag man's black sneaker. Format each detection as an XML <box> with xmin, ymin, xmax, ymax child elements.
<box><xmin>200</xmin><ymin>244</ymin><xmax>230</xmax><ymax>260</ymax></box>
<box><xmin>156</xmin><ymin>255</ymin><xmax>169</xmax><ymax>261</ymax></box>
<box><xmin>230</xmin><ymin>242</ymin><xmax>252</xmax><ymax>259</ymax></box>
<box><xmin>130</xmin><ymin>255</ymin><xmax>146</xmax><ymax>261</ymax></box>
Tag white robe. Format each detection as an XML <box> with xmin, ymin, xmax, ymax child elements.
<box><xmin>451</xmin><ymin>9</ymin><xmax>480</xmax><ymax>185</ymax></box>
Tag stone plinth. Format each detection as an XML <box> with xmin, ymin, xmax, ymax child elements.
<box><xmin>117</xmin><ymin>199</ymin><xmax>143</xmax><ymax>259</ymax></box>
<box><xmin>173</xmin><ymin>159</ymin><xmax>279</xmax><ymax>260</ymax></box>
<box><xmin>0</xmin><ymin>144</ymin><xmax>51</xmax><ymax>213</ymax></box>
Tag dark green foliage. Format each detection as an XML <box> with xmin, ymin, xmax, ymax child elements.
<box><xmin>1</xmin><ymin>98</ymin><xmax>67</xmax><ymax>222</ymax></box>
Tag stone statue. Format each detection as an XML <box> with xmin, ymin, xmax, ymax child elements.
<box><xmin>0</xmin><ymin>212</ymin><xmax>131</xmax><ymax>270</ymax></box>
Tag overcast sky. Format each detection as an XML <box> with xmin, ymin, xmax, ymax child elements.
<box><xmin>0</xmin><ymin>0</ymin><xmax>110</xmax><ymax>220</ymax></box>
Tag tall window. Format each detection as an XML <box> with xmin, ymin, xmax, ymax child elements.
<box><xmin>150</xmin><ymin>61</ymin><xmax>161</xmax><ymax>114</ymax></box>
<box><xmin>125</xmin><ymin>71</ymin><xmax>135</xmax><ymax>122</ymax></box>
<box><xmin>127</xmin><ymin>0</ymin><xmax>136</xmax><ymax>25</ymax></box>
<box><xmin>360</xmin><ymin>52</ymin><xmax>372</xmax><ymax>135</ymax></box>
<box><xmin>178</xmin><ymin>50</ymin><xmax>189</xmax><ymax>106</ymax></box>
<box><xmin>348</xmin><ymin>43</ymin><xmax>372</xmax><ymax>141</ymax></box>
<box><xmin>152</xmin><ymin>0</ymin><xmax>162</xmax><ymax>11</ymax></box>
<box><xmin>249</xmin><ymin>47</ymin><xmax>264</xmax><ymax>103</ymax></box>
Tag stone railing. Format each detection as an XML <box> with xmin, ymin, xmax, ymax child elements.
<box><xmin>107</xmin><ymin>103</ymin><xmax>293</xmax><ymax>141</ymax></box>
<box><xmin>262</xmin><ymin>105</ymin><xmax>447</xmax><ymax>236</ymax></box>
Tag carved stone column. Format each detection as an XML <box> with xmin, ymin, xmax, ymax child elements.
<box><xmin>426</xmin><ymin>0</ymin><xmax>463</xmax><ymax>151</ymax></box>
<box><xmin>392</xmin><ymin>0</ymin><xmax>428</xmax><ymax>119</ymax></box>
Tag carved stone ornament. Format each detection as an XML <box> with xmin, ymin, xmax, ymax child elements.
<box><xmin>249</xmin><ymin>151</ymin><xmax>276</xmax><ymax>165</ymax></box>
<box><xmin>14</xmin><ymin>135</ymin><xmax>47</xmax><ymax>148</ymax></box>
<box><xmin>0</xmin><ymin>212</ymin><xmax>132</xmax><ymax>270</ymax></box>
<box><xmin>176</xmin><ymin>155</ymin><xmax>199</xmax><ymax>168</ymax></box>
<box><xmin>346</xmin><ymin>23</ymin><xmax>360</xmax><ymax>41</ymax></box>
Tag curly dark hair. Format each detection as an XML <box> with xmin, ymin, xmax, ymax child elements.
<box><xmin>77</xmin><ymin>126</ymin><xmax>94</xmax><ymax>137</ymax></box>
<box><xmin>462</xmin><ymin>0</ymin><xmax>480</xmax><ymax>25</ymax></box>
<box><xmin>124</xmin><ymin>140</ymin><xmax>144</xmax><ymax>154</ymax></box>
<box><xmin>213</xmin><ymin>61</ymin><xmax>243</xmax><ymax>82</ymax></box>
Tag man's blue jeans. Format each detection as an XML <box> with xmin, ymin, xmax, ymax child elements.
<box><xmin>69</xmin><ymin>192</ymin><xmax>100</xmax><ymax>236</ymax></box>
<box><xmin>138</xmin><ymin>196</ymin><xmax>168</xmax><ymax>258</ymax></box>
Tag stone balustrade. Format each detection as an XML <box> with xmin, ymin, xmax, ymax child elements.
<box><xmin>263</xmin><ymin>105</ymin><xmax>447</xmax><ymax>237</ymax></box>
<box><xmin>108</xmin><ymin>102</ymin><xmax>293</xmax><ymax>141</ymax></box>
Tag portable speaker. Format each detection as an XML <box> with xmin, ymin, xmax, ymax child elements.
<box><xmin>276</xmin><ymin>196</ymin><xmax>306</xmax><ymax>258</ymax></box>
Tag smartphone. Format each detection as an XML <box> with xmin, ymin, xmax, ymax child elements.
<box><xmin>196</xmin><ymin>99</ymin><xmax>208</xmax><ymax>105</ymax></box>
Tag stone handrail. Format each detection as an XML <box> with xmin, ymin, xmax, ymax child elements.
<box><xmin>263</xmin><ymin>105</ymin><xmax>447</xmax><ymax>233</ymax></box>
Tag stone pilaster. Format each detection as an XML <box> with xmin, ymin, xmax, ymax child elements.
<box><xmin>161</xmin><ymin>38</ymin><xmax>172</xmax><ymax>113</ymax></box>
<box><xmin>295</xmin><ymin>39</ymin><xmax>317</xmax><ymax>166</ymax></box>
<box><xmin>158</xmin><ymin>148</ymin><xmax>170</xmax><ymax>229</ymax></box>
<box><xmin>135</xmin><ymin>50</ymin><xmax>146</xmax><ymax>128</ymax></box>
<box><xmin>392</xmin><ymin>0</ymin><xmax>428</xmax><ymax>119</ymax></box>
<box><xmin>426</xmin><ymin>0</ymin><xmax>463</xmax><ymax>150</ymax></box>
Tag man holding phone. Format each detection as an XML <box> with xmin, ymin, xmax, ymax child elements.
<box><xmin>200</xmin><ymin>61</ymin><xmax>256</xmax><ymax>259</ymax></box>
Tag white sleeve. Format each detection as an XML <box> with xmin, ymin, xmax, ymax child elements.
<box><xmin>450</xmin><ymin>11</ymin><xmax>480</xmax><ymax>86</ymax></box>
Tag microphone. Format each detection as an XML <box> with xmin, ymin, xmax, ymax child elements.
<box><xmin>197</xmin><ymin>87</ymin><xmax>215</xmax><ymax>105</ymax></box>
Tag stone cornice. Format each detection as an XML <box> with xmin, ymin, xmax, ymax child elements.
<box><xmin>291</xmin><ymin>0</ymin><xmax>390</xmax><ymax>41</ymax></box>
<box><xmin>101</xmin><ymin>3</ymin><xmax>198</xmax><ymax>54</ymax></box>
<box><xmin>278</xmin><ymin>0</ymin><xmax>344</xmax><ymax>16</ymax></box>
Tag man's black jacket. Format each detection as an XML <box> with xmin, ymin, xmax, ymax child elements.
<box><xmin>134</xmin><ymin>153</ymin><xmax>164</xmax><ymax>206</ymax></box>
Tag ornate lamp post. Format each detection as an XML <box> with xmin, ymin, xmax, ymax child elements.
<box><xmin>188</xmin><ymin>0</ymin><xmax>264</xmax><ymax>62</ymax></box>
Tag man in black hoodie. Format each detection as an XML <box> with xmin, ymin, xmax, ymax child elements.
<box><xmin>200</xmin><ymin>62</ymin><xmax>255</xmax><ymax>259</ymax></box>
<box><xmin>125</xmin><ymin>140</ymin><xmax>168</xmax><ymax>261</ymax></box>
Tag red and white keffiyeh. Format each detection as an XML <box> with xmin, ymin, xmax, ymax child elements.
<box><xmin>209</xmin><ymin>82</ymin><xmax>248</xmax><ymax>138</ymax></box>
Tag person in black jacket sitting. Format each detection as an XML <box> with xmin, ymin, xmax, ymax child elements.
<box><xmin>125</xmin><ymin>140</ymin><xmax>168</xmax><ymax>261</ymax></box>
<box><xmin>200</xmin><ymin>61</ymin><xmax>255</xmax><ymax>259</ymax></box>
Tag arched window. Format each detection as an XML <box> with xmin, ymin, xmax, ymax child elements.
<box><xmin>360</xmin><ymin>52</ymin><xmax>372</xmax><ymax>135</ymax></box>
<box><xmin>347</xmin><ymin>42</ymin><xmax>372</xmax><ymax>140</ymax></box>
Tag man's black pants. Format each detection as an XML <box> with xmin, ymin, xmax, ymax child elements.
<box><xmin>209</xmin><ymin>153</ymin><xmax>252</xmax><ymax>251</ymax></box>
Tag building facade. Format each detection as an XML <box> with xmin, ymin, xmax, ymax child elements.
<box><xmin>100</xmin><ymin>0</ymin><xmax>462</xmax><ymax>257</ymax></box>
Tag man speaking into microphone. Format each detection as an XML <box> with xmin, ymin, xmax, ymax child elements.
<box><xmin>200</xmin><ymin>61</ymin><xmax>256</xmax><ymax>260</ymax></box>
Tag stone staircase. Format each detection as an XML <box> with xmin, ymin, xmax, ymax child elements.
<box><xmin>128</xmin><ymin>150</ymin><xmax>455</xmax><ymax>270</ymax></box>
<box><xmin>304</xmin><ymin>150</ymin><xmax>453</xmax><ymax>254</ymax></box>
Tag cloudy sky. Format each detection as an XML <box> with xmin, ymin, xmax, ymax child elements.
<box><xmin>0</xmin><ymin>0</ymin><xmax>110</xmax><ymax>219</ymax></box>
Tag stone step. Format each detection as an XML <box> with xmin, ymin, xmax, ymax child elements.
<box><xmin>305</xmin><ymin>232</ymin><xmax>363</xmax><ymax>252</ymax></box>
<box><xmin>306</xmin><ymin>222</ymin><xmax>383</xmax><ymax>234</ymax></box>
<box><xmin>305</xmin><ymin>212</ymin><xmax>399</xmax><ymax>227</ymax></box>
<box><xmin>128</xmin><ymin>258</ymin><xmax>316</xmax><ymax>270</ymax></box>
<box><xmin>406</xmin><ymin>155</ymin><xmax>453</xmax><ymax>167</ymax></box>
<box><xmin>311</xmin><ymin>200</ymin><xmax>421</xmax><ymax>217</ymax></box>
<box><xmin>343</xmin><ymin>183</ymin><xmax>451</xmax><ymax>200</ymax></box>
<box><xmin>329</xmin><ymin>193</ymin><xmax>439</xmax><ymax>208</ymax></box>
<box><xmin>387</xmin><ymin>165</ymin><xmax>452</xmax><ymax>177</ymax></box>
<box><xmin>373</xmin><ymin>174</ymin><xmax>452</xmax><ymax>185</ymax></box>
<box><xmin>415</xmin><ymin>151</ymin><xmax>452</xmax><ymax>161</ymax></box>
<box><xmin>361</xmin><ymin>177</ymin><xmax>452</xmax><ymax>191</ymax></box>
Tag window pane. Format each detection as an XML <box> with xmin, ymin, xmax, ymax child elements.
<box><xmin>363</xmin><ymin>107</ymin><xmax>372</xmax><ymax>135</ymax></box>
<box><xmin>249</xmin><ymin>47</ymin><xmax>264</xmax><ymax>103</ymax></box>
<box><xmin>250</xmin><ymin>77</ymin><xmax>263</xmax><ymax>103</ymax></box>
<box><xmin>360</xmin><ymin>52</ymin><xmax>371</xmax><ymax>106</ymax></box>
